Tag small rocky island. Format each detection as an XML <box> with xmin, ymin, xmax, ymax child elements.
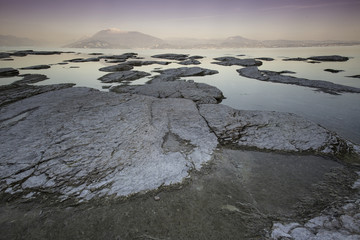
<box><xmin>1</xmin><ymin>51</ymin><xmax>360</xmax><ymax>240</ymax></box>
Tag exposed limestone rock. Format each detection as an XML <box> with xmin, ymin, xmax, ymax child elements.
<box><xmin>237</xmin><ymin>66</ymin><xmax>360</xmax><ymax>94</ymax></box>
<box><xmin>283</xmin><ymin>57</ymin><xmax>308</xmax><ymax>62</ymax></box>
<box><xmin>347</xmin><ymin>75</ymin><xmax>360</xmax><ymax>79</ymax></box>
<box><xmin>150</xmin><ymin>67</ymin><xmax>219</xmax><ymax>83</ymax></box>
<box><xmin>212</xmin><ymin>57</ymin><xmax>262</xmax><ymax>67</ymax></box>
<box><xmin>0</xmin><ymin>87</ymin><xmax>218</xmax><ymax>201</ymax></box>
<box><xmin>0</xmin><ymin>52</ymin><xmax>11</xmax><ymax>58</ymax></box>
<box><xmin>0</xmin><ymin>83</ymin><xmax>75</xmax><ymax>107</ymax></box>
<box><xmin>98</xmin><ymin>70</ymin><xmax>150</xmax><ymax>83</ymax></box>
<box><xmin>64</xmin><ymin>57</ymin><xmax>100</xmax><ymax>63</ymax></box>
<box><xmin>124</xmin><ymin>60</ymin><xmax>171</xmax><ymax>66</ymax></box>
<box><xmin>0</xmin><ymin>68</ymin><xmax>19</xmax><ymax>77</ymax></box>
<box><xmin>308</xmin><ymin>55</ymin><xmax>349</xmax><ymax>62</ymax></box>
<box><xmin>151</xmin><ymin>53</ymin><xmax>189</xmax><ymax>61</ymax></box>
<box><xmin>99</xmin><ymin>64</ymin><xmax>134</xmax><ymax>72</ymax></box>
<box><xmin>110</xmin><ymin>80</ymin><xmax>224</xmax><ymax>104</ymax></box>
<box><xmin>178</xmin><ymin>59</ymin><xmax>201</xmax><ymax>65</ymax></box>
<box><xmin>324</xmin><ymin>69</ymin><xmax>344</xmax><ymax>73</ymax></box>
<box><xmin>12</xmin><ymin>74</ymin><xmax>48</xmax><ymax>85</ymax></box>
<box><xmin>199</xmin><ymin>104</ymin><xmax>359</xmax><ymax>158</ymax></box>
<box><xmin>256</xmin><ymin>57</ymin><xmax>274</xmax><ymax>61</ymax></box>
<box><xmin>20</xmin><ymin>65</ymin><xmax>51</xmax><ymax>70</ymax></box>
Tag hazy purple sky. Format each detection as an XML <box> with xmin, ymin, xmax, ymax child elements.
<box><xmin>1</xmin><ymin>0</ymin><xmax>359</xmax><ymax>44</ymax></box>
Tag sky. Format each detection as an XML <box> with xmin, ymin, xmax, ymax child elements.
<box><xmin>0</xmin><ymin>0</ymin><xmax>360</xmax><ymax>45</ymax></box>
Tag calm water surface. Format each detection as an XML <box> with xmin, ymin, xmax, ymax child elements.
<box><xmin>1</xmin><ymin>46</ymin><xmax>360</xmax><ymax>144</ymax></box>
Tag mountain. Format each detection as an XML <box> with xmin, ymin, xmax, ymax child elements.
<box><xmin>66</xmin><ymin>28</ymin><xmax>165</xmax><ymax>49</ymax></box>
<box><xmin>65</xmin><ymin>29</ymin><xmax>360</xmax><ymax>49</ymax></box>
<box><xmin>0</xmin><ymin>35</ymin><xmax>36</xmax><ymax>46</ymax></box>
<box><xmin>220</xmin><ymin>36</ymin><xmax>260</xmax><ymax>48</ymax></box>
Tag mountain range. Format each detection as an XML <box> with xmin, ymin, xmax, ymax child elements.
<box><xmin>0</xmin><ymin>35</ymin><xmax>37</xmax><ymax>47</ymax></box>
<box><xmin>1</xmin><ymin>29</ymin><xmax>360</xmax><ymax>49</ymax></box>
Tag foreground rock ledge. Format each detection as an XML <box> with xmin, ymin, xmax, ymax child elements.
<box><xmin>0</xmin><ymin>88</ymin><xmax>217</xmax><ymax>201</ymax></box>
<box><xmin>199</xmin><ymin>104</ymin><xmax>360</xmax><ymax>159</ymax></box>
<box><xmin>1</xmin><ymin>88</ymin><xmax>359</xmax><ymax>202</ymax></box>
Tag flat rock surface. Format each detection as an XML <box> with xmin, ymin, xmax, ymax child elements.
<box><xmin>110</xmin><ymin>80</ymin><xmax>224</xmax><ymax>104</ymax></box>
<box><xmin>199</xmin><ymin>104</ymin><xmax>359</xmax><ymax>157</ymax></box>
<box><xmin>12</xmin><ymin>74</ymin><xmax>48</xmax><ymax>85</ymax></box>
<box><xmin>150</xmin><ymin>67</ymin><xmax>219</xmax><ymax>83</ymax></box>
<box><xmin>212</xmin><ymin>57</ymin><xmax>262</xmax><ymax>67</ymax></box>
<box><xmin>0</xmin><ymin>87</ymin><xmax>218</xmax><ymax>201</ymax></box>
<box><xmin>98</xmin><ymin>70</ymin><xmax>150</xmax><ymax>83</ymax></box>
<box><xmin>237</xmin><ymin>66</ymin><xmax>360</xmax><ymax>94</ymax></box>
<box><xmin>151</xmin><ymin>53</ymin><xmax>189</xmax><ymax>61</ymax></box>
<box><xmin>99</xmin><ymin>64</ymin><xmax>134</xmax><ymax>72</ymax></box>
<box><xmin>20</xmin><ymin>65</ymin><xmax>51</xmax><ymax>70</ymax></box>
<box><xmin>0</xmin><ymin>67</ymin><xmax>19</xmax><ymax>77</ymax></box>
<box><xmin>308</xmin><ymin>55</ymin><xmax>349</xmax><ymax>62</ymax></box>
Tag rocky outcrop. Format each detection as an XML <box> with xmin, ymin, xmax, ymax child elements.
<box><xmin>199</xmin><ymin>104</ymin><xmax>360</xmax><ymax>159</ymax></box>
<box><xmin>283</xmin><ymin>57</ymin><xmax>308</xmax><ymax>62</ymax></box>
<box><xmin>98</xmin><ymin>70</ymin><xmax>150</xmax><ymax>83</ymax></box>
<box><xmin>237</xmin><ymin>66</ymin><xmax>360</xmax><ymax>94</ymax></box>
<box><xmin>0</xmin><ymin>68</ymin><xmax>19</xmax><ymax>77</ymax></box>
<box><xmin>256</xmin><ymin>57</ymin><xmax>274</xmax><ymax>61</ymax></box>
<box><xmin>150</xmin><ymin>67</ymin><xmax>219</xmax><ymax>83</ymax></box>
<box><xmin>308</xmin><ymin>55</ymin><xmax>349</xmax><ymax>62</ymax></box>
<box><xmin>271</xmin><ymin>172</ymin><xmax>360</xmax><ymax>240</ymax></box>
<box><xmin>178</xmin><ymin>59</ymin><xmax>201</xmax><ymax>65</ymax></box>
<box><xmin>20</xmin><ymin>65</ymin><xmax>51</xmax><ymax>70</ymax></box>
<box><xmin>64</xmin><ymin>57</ymin><xmax>100</xmax><ymax>63</ymax></box>
<box><xmin>151</xmin><ymin>53</ymin><xmax>189</xmax><ymax>61</ymax></box>
<box><xmin>347</xmin><ymin>75</ymin><xmax>360</xmax><ymax>79</ymax></box>
<box><xmin>0</xmin><ymin>87</ymin><xmax>218</xmax><ymax>201</ymax></box>
<box><xmin>99</xmin><ymin>64</ymin><xmax>134</xmax><ymax>72</ymax></box>
<box><xmin>324</xmin><ymin>69</ymin><xmax>344</xmax><ymax>73</ymax></box>
<box><xmin>12</xmin><ymin>74</ymin><xmax>48</xmax><ymax>85</ymax></box>
<box><xmin>0</xmin><ymin>52</ymin><xmax>11</xmax><ymax>58</ymax></box>
<box><xmin>110</xmin><ymin>80</ymin><xmax>224</xmax><ymax>104</ymax></box>
<box><xmin>0</xmin><ymin>83</ymin><xmax>75</xmax><ymax>107</ymax></box>
<box><xmin>212</xmin><ymin>57</ymin><xmax>262</xmax><ymax>67</ymax></box>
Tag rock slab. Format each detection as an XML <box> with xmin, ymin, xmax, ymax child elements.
<box><xmin>0</xmin><ymin>88</ymin><xmax>218</xmax><ymax>201</ymax></box>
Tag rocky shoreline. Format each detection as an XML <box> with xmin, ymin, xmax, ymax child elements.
<box><xmin>1</xmin><ymin>50</ymin><xmax>360</xmax><ymax>239</ymax></box>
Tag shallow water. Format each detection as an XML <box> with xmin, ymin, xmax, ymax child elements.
<box><xmin>1</xmin><ymin>46</ymin><xmax>360</xmax><ymax>143</ymax></box>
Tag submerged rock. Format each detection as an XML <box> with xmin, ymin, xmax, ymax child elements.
<box><xmin>98</xmin><ymin>70</ymin><xmax>150</xmax><ymax>83</ymax></box>
<box><xmin>20</xmin><ymin>65</ymin><xmax>51</xmax><ymax>70</ymax></box>
<box><xmin>199</xmin><ymin>104</ymin><xmax>359</xmax><ymax>158</ymax></box>
<box><xmin>150</xmin><ymin>67</ymin><xmax>219</xmax><ymax>83</ymax></box>
<box><xmin>110</xmin><ymin>80</ymin><xmax>224</xmax><ymax>104</ymax></box>
<box><xmin>212</xmin><ymin>56</ymin><xmax>262</xmax><ymax>67</ymax></box>
<box><xmin>0</xmin><ymin>68</ymin><xmax>19</xmax><ymax>77</ymax></box>
<box><xmin>151</xmin><ymin>53</ymin><xmax>189</xmax><ymax>61</ymax></box>
<box><xmin>0</xmin><ymin>87</ymin><xmax>217</xmax><ymax>201</ymax></box>
<box><xmin>237</xmin><ymin>66</ymin><xmax>360</xmax><ymax>94</ymax></box>
<box><xmin>308</xmin><ymin>55</ymin><xmax>349</xmax><ymax>62</ymax></box>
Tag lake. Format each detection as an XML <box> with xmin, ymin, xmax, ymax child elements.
<box><xmin>1</xmin><ymin>46</ymin><xmax>360</xmax><ymax>144</ymax></box>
